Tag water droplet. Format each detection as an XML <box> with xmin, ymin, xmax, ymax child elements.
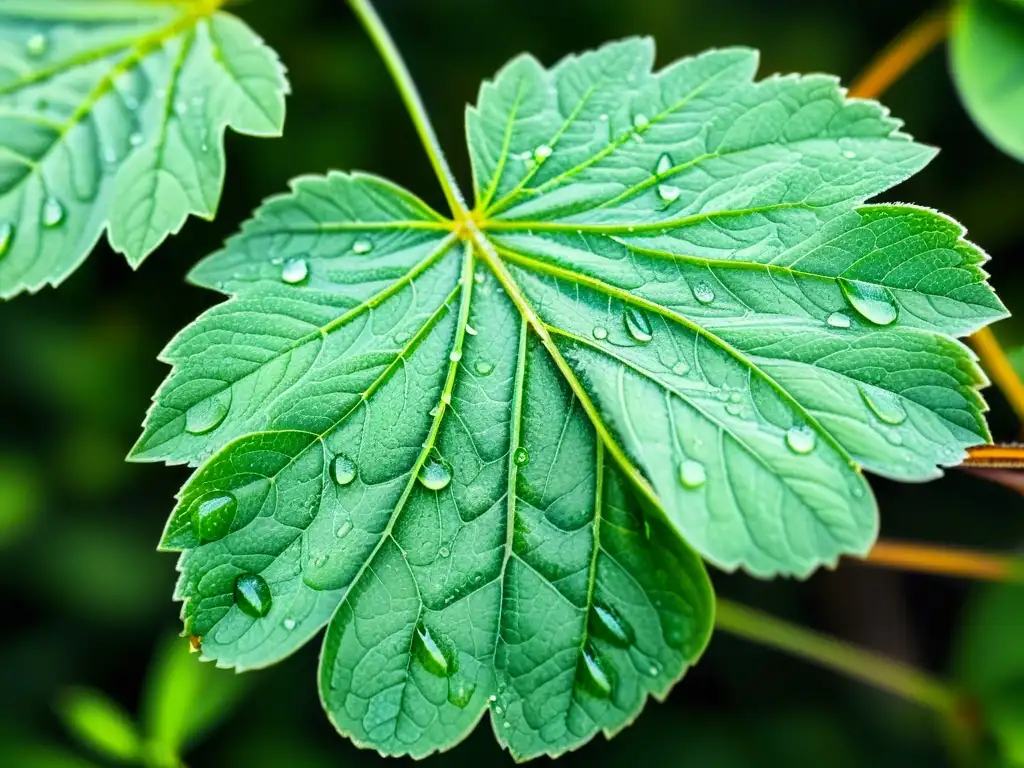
<box><xmin>449</xmin><ymin>349</ymin><xmax>462</xmax><ymax>363</ymax></box>
<box><xmin>729</xmin><ymin>391</ymin><xmax>742</xmax><ymax>403</ymax></box>
<box><xmin>658</xmin><ymin>184</ymin><xmax>681</xmax><ymax>203</ymax></box>
<box><xmin>474</xmin><ymin>269</ymin><xmax>486</xmax><ymax>284</ymax></box>
<box><xmin>188</xmin><ymin>490</ymin><xmax>237</xmax><ymax>542</ymax></box>
<box><xmin>692</xmin><ymin>281</ymin><xmax>715</xmax><ymax>304</ymax></box>
<box><xmin>129</xmin><ymin>132</ymin><xmax>144</xmax><ymax>147</ymax></box>
<box><xmin>331</xmin><ymin>455</ymin><xmax>357</xmax><ymax>486</ymax></box>
<box><xmin>533</xmin><ymin>144</ymin><xmax>553</xmax><ymax>161</ymax></box>
<box><xmin>0</xmin><ymin>222</ymin><xmax>13</xmax><ymax>259</ymax></box>
<box><xmin>281</xmin><ymin>258</ymin><xmax>309</xmax><ymax>284</ymax></box>
<box><xmin>438</xmin><ymin>545</ymin><xmax>451</xmax><ymax>558</ymax></box>
<box><xmin>447</xmin><ymin>681</ymin><xmax>475</xmax><ymax>708</ymax></box>
<box><xmin>886</xmin><ymin>430</ymin><xmax>904</xmax><ymax>446</ymax></box>
<box><xmin>312</xmin><ymin>552</ymin><xmax>329</xmax><ymax>568</ymax></box>
<box><xmin>577</xmin><ymin>644</ymin><xmax>613</xmax><ymax>698</ymax></box>
<box><xmin>488</xmin><ymin>694</ymin><xmax>497</xmax><ymax>702</ymax></box>
<box><xmin>599</xmin><ymin>113</ymin><xmax>608</xmax><ymax>121</ymax></box>
<box><xmin>632</xmin><ymin>113</ymin><xmax>649</xmax><ymax>130</ymax></box>
<box><xmin>418</xmin><ymin>459</ymin><xmax>452</xmax><ymax>491</ymax></box>
<box><xmin>858</xmin><ymin>386</ymin><xmax>907</xmax><ymax>426</ymax></box>
<box><xmin>826</xmin><ymin>311</ymin><xmax>851</xmax><ymax>329</ymax></box>
<box><xmin>726</xmin><ymin>403</ymin><xmax>743</xmax><ymax>416</ymax></box>
<box><xmin>591</xmin><ymin>604</ymin><xmax>634</xmax><ymax>647</ymax></box>
<box><xmin>513</xmin><ymin>447</ymin><xmax>530</xmax><ymax>467</ymax></box>
<box><xmin>474</xmin><ymin>360</ymin><xmax>494</xmax><ymax>376</ymax></box>
<box><xmin>25</xmin><ymin>33</ymin><xmax>47</xmax><ymax>58</ymax></box>
<box><xmin>842</xmin><ymin>150</ymin><xmax>857</xmax><ymax>159</ymax></box>
<box><xmin>336</xmin><ymin>519</ymin><xmax>353</xmax><ymax>538</ymax></box>
<box><xmin>649</xmin><ymin>664</ymin><xmax>660</xmax><ymax>676</ymax></box>
<box><xmin>41</xmin><ymin>197</ymin><xmax>64</xmax><ymax>228</ymax></box>
<box><xmin>413</xmin><ymin>623</ymin><xmax>457</xmax><ymax>677</ymax></box>
<box><xmin>785</xmin><ymin>425</ymin><xmax>817</xmax><ymax>455</ymax></box>
<box><xmin>234</xmin><ymin>574</ymin><xmax>272</xmax><ymax>618</ymax></box>
<box><xmin>465</xmin><ymin>324</ymin><xmax>478</xmax><ymax>336</ymax></box>
<box><xmin>671</xmin><ymin>360</ymin><xmax>690</xmax><ymax>376</ymax></box>
<box><xmin>174</xmin><ymin>100</ymin><xmax>188</xmax><ymax>116</ymax></box>
<box><xmin>184</xmin><ymin>391</ymin><xmax>230</xmax><ymax>435</ymax></box>
<box><xmin>393</xmin><ymin>330</ymin><xmax>410</xmax><ymax>344</ymax></box>
<box><xmin>592</xmin><ymin>326</ymin><xmax>608</xmax><ymax>340</ymax></box>
<box><xmin>503</xmin><ymin>721</ymin><xmax>511</xmax><ymax>729</ymax></box>
<box><xmin>283</xmin><ymin>617</ymin><xmax>296</xmax><ymax>630</ymax></box>
<box><xmin>838</xmin><ymin>278</ymin><xmax>898</xmax><ymax>326</ymax></box>
<box><xmin>656</xmin><ymin>153</ymin><xmax>673</xmax><ymax>176</ymax></box>
<box><xmin>677</xmin><ymin>459</ymin><xmax>707</xmax><ymax>489</ymax></box>
<box><xmin>623</xmin><ymin>307</ymin><xmax>653</xmax><ymax>343</ymax></box>
<box><xmin>352</xmin><ymin>239</ymin><xmax>373</xmax><ymax>254</ymax></box>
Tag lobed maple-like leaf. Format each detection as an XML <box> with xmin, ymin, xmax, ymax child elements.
<box><xmin>133</xmin><ymin>39</ymin><xmax>1005</xmax><ymax>759</ymax></box>
<box><xmin>0</xmin><ymin>0</ymin><xmax>288</xmax><ymax>298</ymax></box>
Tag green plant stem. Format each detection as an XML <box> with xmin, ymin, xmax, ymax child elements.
<box><xmin>715</xmin><ymin>598</ymin><xmax>961</xmax><ymax>715</ymax></box>
<box><xmin>346</xmin><ymin>0</ymin><xmax>467</xmax><ymax>216</ymax></box>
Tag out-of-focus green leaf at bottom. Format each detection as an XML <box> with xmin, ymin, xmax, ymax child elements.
<box><xmin>55</xmin><ymin>687</ymin><xmax>143</xmax><ymax>764</ymax></box>
<box><xmin>142</xmin><ymin>636</ymin><xmax>247</xmax><ymax>765</ymax></box>
<box><xmin>954</xmin><ymin>583</ymin><xmax>1024</xmax><ymax>765</ymax></box>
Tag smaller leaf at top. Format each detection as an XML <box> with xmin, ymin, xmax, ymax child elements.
<box><xmin>951</xmin><ymin>0</ymin><xmax>1024</xmax><ymax>161</ymax></box>
<box><xmin>0</xmin><ymin>0</ymin><xmax>289</xmax><ymax>299</ymax></box>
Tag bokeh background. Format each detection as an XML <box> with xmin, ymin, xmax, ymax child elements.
<box><xmin>2</xmin><ymin>0</ymin><xmax>1024</xmax><ymax>765</ymax></box>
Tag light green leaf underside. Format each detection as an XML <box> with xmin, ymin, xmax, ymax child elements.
<box><xmin>0</xmin><ymin>0</ymin><xmax>288</xmax><ymax>298</ymax></box>
<box><xmin>135</xmin><ymin>39</ymin><xmax>1004</xmax><ymax>760</ymax></box>
<box><xmin>951</xmin><ymin>0</ymin><xmax>1024</xmax><ymax>162</ymax></box>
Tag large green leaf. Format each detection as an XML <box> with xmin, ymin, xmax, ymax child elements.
<box><xmin>951</xmin><ymin>0</ymin><xmax>1024</xmax><ymax>162</ymax></box>
<box><xmin>134</xmin><ymin>39</ymin><xmax>1004</xmax><ymax>759</ymax></box>
<box><xmin>0</xmin><ymin>0</ymin><xmax>288</xmax><ymax>298</ymax></box>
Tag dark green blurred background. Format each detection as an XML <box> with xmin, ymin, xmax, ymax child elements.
<box><xmin>3</xmin><ymin>0</ymin><xmax>1024</xmax><ymax>765</ymax></box>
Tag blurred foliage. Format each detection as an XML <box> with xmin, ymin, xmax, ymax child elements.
<box><xmin>1</xmin><ymin>0</ymin><xmax>1024</xmax><ymax>765</ymax></box>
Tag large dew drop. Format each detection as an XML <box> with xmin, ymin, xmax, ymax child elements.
<box><xmin>447</xmin><ymin>681</ymin><xmax>476</xmax><ymax>709</ymax></box>
<box><xmin>352</xmin><ymin>239</ymin><xmax>373</xmax><ymax>255</ymax></box>
<box><xmin>474</xmin><ymin>360</ymin><xmax>494</xmax><ymax>376</ymax></box>
<box><xmin>413</xmin><ymin>623</ymin><xmax>457</xmax><ymax>677</ymax></box>
<box><xmin>234</xmin><ymin>574</ymin><xmax>272</xmax><ymax>618</ymax></box>
<box><xmin>577</xmin><ymin>644</ymin><xmax>613</xmax><ymax>698</ymax></box>
<box><xmin>184</xmin><ymin>391</ymin><xmax>230</xmax><ymax>435</ymax></box>
<box><xmin>785</xmin><ymin>425</ymin><xmax>817</xmax><ymax>455</ymax></box>
<box><xmin>0</xmin><ymin>222</ymin><xmax>13</xmax><ymax>259</ymax></box>
<box><xmin>677</xmin><ymin>459</ymin><xmax>707</xmax><ymax>489</ymax></box>
<box><xmin>533</xmin><ymin>144</ymin><xmax>553</xmax><ymax>162</ymax></box>
<box><xmin>331</xmin><ymin>454</ymin><xmax>357</xmax><ymax>486</ymax></box>
<box><xmin>632</xmin><ymin>113</ymin><xmax>650</xmax><ymax>131</ymax></box>
<box><xmin>418</xmin><ymin>458</ymin><xmax>452</xmax><ymax>491</ymax></box>
<box><xmin>591</xmin><ymin>604</ymin><xmax>634</xmax><ymax>647</ymax></box>
<box><xmin>189</xmin><ymin>490</ymin><xmax>237</xmax><ymax>542</ymax></box>
<box><xmin>826</xmin><ymin>311</ymin><xmax>851</xmax><ymax>329</ymax></box>
<box><xmin>25</xmin><ymin>33</ymin><xmax>47</xmax><ymax>58</ymax></box>
<box><xmin>592</xmin><ymin>326</ymin><xmax>609</xmax><ymax>340</ymax></box>
<box><xmin>281</xmin><ymin>258</ymin><xmax>309</xmax><ymax>285</ymax></box>
<box><xmin>655</xmin><ymin>153</ymin><xmax>673</xmax><ymax>176</ymax></box>
<box><xmin>623</xmin><ymin>306</ymin><xmax>653</xmax><ymax>343</ymax></box>
<box><xmin>42</xmin><ymin>197</ymin><xmax>64</xmax><ymax>228</ymax></box>
<box><xmin>513</xmin><ymin>447</ymin><xmax>530</xmax><ymax>467</ymax></box>
<box><xmin>692</xmin><ymin>281</ymin><xmax>716</xmax><ymax>305</ymax></box>
<box><xmin>657</xmin><ymin>184</ymin><xmax>681</xmax><ymax>203</ymax></box>
<box><xmin>838</xmin><ymin>278</ymin><xmax>898</xmax><ymax>326</ymax></box>
<box><xmin>858</xmin><ymin>385</ymin><xmax>907</xmax><ymax>426</ymax></box>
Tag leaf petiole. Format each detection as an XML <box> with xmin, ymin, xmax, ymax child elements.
<box><xmin>851</xmin><ymin>539</ymin><xmax>1024</xmax><ymax>583</ymax></box>
<box><xmin>346</xmin><ymin>0</ymin><xmax>467</xmax><ymax>217</ymax></box>
<box><xmin>848</xmin><ymin>10</ymin><xmax>949</xmax><ymax>99</ymax></box>
<box><xmin>715</xmin><ymin>598</ymin><xmax>962</xmax><ymax>716</ymax></box>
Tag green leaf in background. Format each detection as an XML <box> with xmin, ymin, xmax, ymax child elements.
<box><xmin>955</xmin><ymin>583</ymin><xmax>1024</xmax><ymax>766</ymax></box>
<box><xmin>134</xmin><ymin>38</ymin><xmax>1004</xmax><ymax>759</ymax></box>
<box><xmin>142</xmin><ymin>635</ymin><xmax>246</xmax><ymax>765</ymax></box>
<box><xmin>0</xmin><ymin>0</ymin><xmax>288</xmax><ymax>299</ymax></box>
<box><xmin>55</xmin><ymin>687</ymin><xmax>142</xmax><ymax>764</ymax></box>
<box><xmin>951</xmin><ymin>0</ymin><xmax>1024</xmax><ymax>162</ymax></box>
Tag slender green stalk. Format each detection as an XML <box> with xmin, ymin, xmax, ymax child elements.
<box><xmin>346</xmin><ymin>0</ymin><xmax>467</xmax><ymax>216</ymax></box>
<box><xmin>715</xmin><ymin>599</ymin><xmax>961</xmax><ymax>715</ymax></box>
